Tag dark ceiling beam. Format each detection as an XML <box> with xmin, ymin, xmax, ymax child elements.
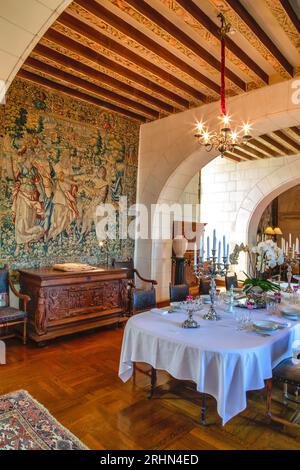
<box><xmin>45</xmin><ymin>28</ymin><xmax>189</xmax><ymax>108</ymax></box>
<box><xmin>170</xmin><ymin>0</ymin><xmax>268</xmax><ymax>84</ymax></box>
<box><xmin>25</xmin><ymin>57</ymin><xmax>159</xmax><ymax>119</ymax></box>
<box><xmin>247</xmin><ymin>138</ymin><xmax>279</xmax><ymax>157</ymax></box>
<box><xmin>226</xmin><ymin>0</ymin><xmax>294</xmax><ymax>77</ymax></box>
<box><xmin>17</xmin><ymin>69</ymin><xmax>147</xmax><ymax>123</ymax></box>
<box><xmin>259</xmin><ymin>134</ymin><xmax>294</xmax><ymax>155</ymax></box>
<box><xmin>290</xmin><ymin>126</ymin><xmax>300</xmax><ymax>139</ymax></box>
<box><xmin>33</xmin><ymin>44</ymin><xmax>175</xmax><ymax>114</ymax></box>
<box><xmin>223</xmin><ymin>153</ymin><xmax>241</xmax><ymax>162</ymax></box>
<box><xmin>234</xmin><ymin>145</ymin><xmax>267</xmax><ymax>159</ymax></box>
<box><xmin>279</xmin><ymin>0</ymin><xmax>300</xmax><ymax>34</ymax></box>
<box><xmin>56</xmin><ymin>13</ymin><xmax>204</xmax><ymax>103</ymax></box>
<box><xmin>124</xmin><ymin>0</ymin><xmax>246</xmax><ymax>90</ymax></box>
<box><xmin>273</xmin><ymin>129</ymin><xmax>300</xmax><ymax>152</ymax></box>
<box><xmin>229</xmin><ymin>148</ymin><xmax>257</xmax><ymax>160</ymax></box>
<box><xmin>73</xmin><ymin>0</ymin><xmax>221</xmax><ymax>95</ymax></box>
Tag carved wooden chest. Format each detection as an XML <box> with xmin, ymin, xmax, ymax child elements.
<box><xmin>19</xmin><ymin>266</ymin><xmax>129</xmax><ymax>344</ymax></box>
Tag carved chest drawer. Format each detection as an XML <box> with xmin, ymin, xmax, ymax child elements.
<box><xmin>19</xmin><ymin>266</ymin><xmax>129</xmax><ymax>344</ymax></box>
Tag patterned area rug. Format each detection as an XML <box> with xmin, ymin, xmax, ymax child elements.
<box><xmin>0</xmin><ymin>390</ymin><xmax>88</xmax><ymax>450</ymax></box>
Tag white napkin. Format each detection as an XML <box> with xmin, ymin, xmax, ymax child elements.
<box><xmin>151</xmin><ymin>308</ymin><xmax>169</xmax><ymax>316</ymax></box>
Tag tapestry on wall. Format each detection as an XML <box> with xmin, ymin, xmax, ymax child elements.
<box><xmin>0</xmin><ymin>79</ymin><xmax>140</xmax><ymax>268</ymax></box>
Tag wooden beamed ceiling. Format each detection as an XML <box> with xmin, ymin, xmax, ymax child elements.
<box><xmin>17</xmin><ymin>0</ymin><xmax>299</xmax><ymax>124</ymax></box>
<box><xmin>224</xmin><ymin>127</ymin><xmax>300</xmax><ymax>163</ymax></box>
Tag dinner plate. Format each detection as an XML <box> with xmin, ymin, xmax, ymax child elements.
<box><xmin>252</xmin><ymin>320</ymin><xmax>279</xmax><ymax>332</ymax></box>
<box><xmin>280</xmin><ymin>307</ymin><xmax>300</xmax><ymax>319</ymax></box>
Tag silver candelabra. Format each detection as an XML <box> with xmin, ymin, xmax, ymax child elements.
<box><xmin>283</xmin><ymin>249</ymin><xmax>300</xmax><ymax>293</ymax></box>
<box><xmin>194</xmin><ymin>250</ymin><xmax>229</xmax><ymax>321</ymax></box>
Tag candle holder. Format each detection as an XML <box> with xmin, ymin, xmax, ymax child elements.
<box><xmin>194</xmin><ymin>249</ymin><xmax>229</xmax><ymax>321</ymax></box>
<box><xmin>283</xmin><ymin>249</ymin><xmax>300</xmax><ymax>293</ymax></box>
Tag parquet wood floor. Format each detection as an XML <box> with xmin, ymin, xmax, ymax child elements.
<box><xmin>0</xmin><ymin>327</ymin><xmax>299</xmax><ymax>450</ymax></box>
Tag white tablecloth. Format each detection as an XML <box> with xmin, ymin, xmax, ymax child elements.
<box><xmin>0</xmin><ymin>340</ymin><xmax>6</xmax><ymax>364</ymax></box>
<box><xmin>119</xmin><ymin>305</ymin><xmax>300</xmax><ymax>425</ymax></box>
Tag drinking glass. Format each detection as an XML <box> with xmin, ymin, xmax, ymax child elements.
<box><xmin>235</xmin><ymin>310</ymin><xmax>246</xmax><ymax>330</ymax></box>
<box><xmin>266</xmin><ymin>298</ymin><xmax>277</xmax><ymax>316</ymax></box>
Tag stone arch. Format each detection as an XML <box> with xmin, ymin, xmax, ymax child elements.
<box><xmin>135</xmin><ymin>78</ymin><xmax>300</xmax><ymax>301</ymax></box>
<box><xmin>1</xmin><ymin>1</ymin><xmax>72</xmax><ymax>89</ymax></box>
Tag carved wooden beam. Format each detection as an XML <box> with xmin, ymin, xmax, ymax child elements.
<box><xmin>279</xmin><ymin>0</ymin><xmax>300</xmax><ymax>34</ymax></box>
<box><xmin>17</xmin><ymin>69</ymin><xmax>147</xmax><ymax>122</ymax></box>
<box><xmin>259</xmin><ymin>134</ymin><xmax>294</xmax><ymax>155</ymax></box>
<box><xmin>33</xmin><ymin>44</ymin><xmax>176</xmax><ymax>114</ymax></box>
<box><xmin>273</xmin><ymin>129</ymin><xmax>300</xmax><ymax>153</ymax></box>
<box><xmin>225</xmin><ymin>0</ymin><xmax>294</xmax><ymax>77</ymax></box>
<box><xmin>172</xmin><ymin>0</ymin><xmax>268</xmax><ymax>84</ymax></box>
<box><xmin>124</xmin><ymin>0</ymin><xmax>246</xmax><ymax>90</ymax></box>
<box><xmin>247</xmin><ymin>138</ymin><xmax>279</xmax><ymax>157</ymax></box>
<box><xmin>72</xmin><ymin>0</ymin><xmax>219</xmax><ymax>95</ymax></box>
<box><xmin>56</xmin><ymin>13</ymin><xmax>204</xmax><ymax>103</ymax></box>
<box><xmin>25</xmin><ymin>57</ymin><xmax>159</xmax><ymax>119</ymax></box>
<box><xmin>44</xmin><ymin>28</ymin><xmax>189</xmax><ymax>108</ymax></box>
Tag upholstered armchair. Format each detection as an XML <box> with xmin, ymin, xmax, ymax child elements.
<box><xmin>0</xmin><ymin>266</ymin><xmax>30</xmax><ymax>345</ymax></box>
<box><xmin>112</xmin><ymin>259</ymin><xmax>157</xmax><ymax>315</ymax></box>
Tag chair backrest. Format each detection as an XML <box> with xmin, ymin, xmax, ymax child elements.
<box><xmin>0</xmin><ymin>265</ymin><xmax>9</xmax><ymax>307</ymax></box>
<box><xmin>169</xmin><ymin>284</ymin><xmax>189</xmax><ymax>302</ymax></box>
<box><xmin>199</xmin><ymin>278</ymin><xmax>210</xmax><ymax>295</ymax></box>
<box><xmin>0</xmin><ymin>266</ymin><xmax>9</xmax><ymax>294</ymax></box>
<box><xmin>112</xmin><ymin>259</ymin><xmax>134</xmax><ymax>280</ymax></box>
<box><xmin>225</xmin><ymin>273</ymin><xmax>238</xmax><ymax>291</ymax></box>
<box><xmin>133</xmin><ymin>288</ymin><xmax>156</xmax><ymax>313</ymax></box>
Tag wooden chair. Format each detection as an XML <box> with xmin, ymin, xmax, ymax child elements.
<box><xmin>225</xmin><ymin>273</ymin><xmax>238</xmax><ymax>291</ymax></box>
<box><xmin>112</xmin><ymin>259</ymin><xmax>157</xmax><ymax>315</ymax></box>
<box><xmin>169</xmin><ymin>283</ymin><xmax>189</xmax><ymax>302</ymax></box>
<box><xmin>0</xmin><ymin>266</ymin><xmax>30</xmax><ymax>345</ymax></box>
<box><xmin>266</xmin><ymin>353</ymin><xmax>300</xmax><ymax>429</ymax></box>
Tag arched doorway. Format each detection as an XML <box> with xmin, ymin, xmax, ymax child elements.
<box><xmin>135</xmin><ymin>78</ymin><xmax>300</xmax><ymax>301</ymax></box>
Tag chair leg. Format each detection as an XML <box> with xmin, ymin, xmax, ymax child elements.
<box><xmin>201</xmin><ymin>394</ymin><xmax>207</xmax><ymax>425</ymax></box>
<box><xmin>265</xmin><ymin>378</ymin><xmax>273</xmax><ymax>418</ymax></box>
<box><xmin>23</xmin><ymin>319</ymin><xmax>27</xmax><ymax>345</ymax></box>
<box><xmin>132</xmin><ymin>362</ymin><xmax>136</xmax><ymax>386</ymax></box>
<box><xmin>148</xmin><ymin>367</ymin><xmax>157</xmax><ymax>399</ymax></box>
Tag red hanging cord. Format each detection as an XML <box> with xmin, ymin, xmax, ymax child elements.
<box><xmin>220</xmin><ymin>33</ymin><xmax>226</xmax><ymax>117</ymax></box>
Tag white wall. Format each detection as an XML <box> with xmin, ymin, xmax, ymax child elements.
<box><xmin>179</xmin><ymin>173</ymin><xmax>200</xmax><ymax>221</ymax></box>
<box><xmin>200</xmin><ymin>153</ymin><xmax>300</xmax><ymax>276</ymax></box>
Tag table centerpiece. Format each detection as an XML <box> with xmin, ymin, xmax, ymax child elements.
<box><xmin>231</xmin><ymin>240</ymin><xmax>284</xmax><ymax>308</ymax></box>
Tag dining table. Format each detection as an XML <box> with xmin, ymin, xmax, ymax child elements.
<box><xmin>119</xmin><ymin>300</ymin><xmax>300</xmax><ymax>425</ymax></box>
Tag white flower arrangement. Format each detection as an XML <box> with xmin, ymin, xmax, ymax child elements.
<box><xmin>251</xmin><ymin>240</ymin><xmax>284</xmax><ymax>275</ymax></box>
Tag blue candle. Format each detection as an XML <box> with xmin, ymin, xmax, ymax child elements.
<box><xmin>226</xmin><ymin>243</ymin><xmax>230</xmax><ymax>262</ymax></box>
<box><xmin>207</xmin><ymin>236</ymin><xmax>210</xmax><ymax>260</ymax></box>
<box><xmin>223</xmin><ymin>235</ymin><xmax>226</xmax><ymax>257</ymax></box>
<box><xmin>218</xmin><ymin>241</ymin><xmax>221</xmax><ymax>264</ymax></box>
<box><xmin>200</xmin><ymin>238</ymin><xmax>204</xmax><ymax>258</ymax></box>
<box><xmin>213</xmin><ymin>229</ymin><xmax>217</xmax><ymax>251</ymax></box>
<box><xmin>194</xmin><ymin>243</ymin><xmax>197</xmax><ymax>266</ymax></box>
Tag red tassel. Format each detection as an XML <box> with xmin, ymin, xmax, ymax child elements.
<box><xmin>221</xmin><ymin>35</ymin><xmax>226</xmax><ymax>117</ymax></box>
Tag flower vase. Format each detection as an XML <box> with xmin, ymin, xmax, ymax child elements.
<box><xmin>246</xmin><ymin>286</ymin><xmax>267</xmax><ymax>309</ymax></box>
